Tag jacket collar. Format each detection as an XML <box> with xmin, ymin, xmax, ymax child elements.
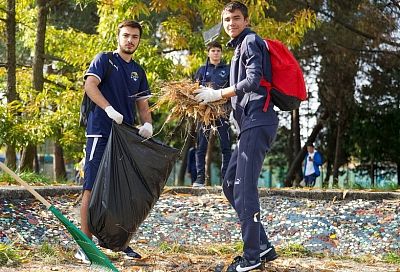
<box><xmin>227</xmin><ymin>28</ymin><xmax>254</xmax><ymax>48</ymax></box>
<box><xmin>206</xmin><ymin>61</ymin><xmax>227</xmax><ymax>68</ymax></box>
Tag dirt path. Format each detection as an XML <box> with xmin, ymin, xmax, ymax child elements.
<box><xmin>1</xmin><ymin>254</ymin><xmax>399</xmax><ymax>272</ymax></box>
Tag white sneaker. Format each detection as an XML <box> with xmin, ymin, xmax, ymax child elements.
<box><xmin>192</xmin><ymin>182</ymin><xmax>205</xmax><ymax>188</ymax></box>
<box><xmin>74</xmin><ymin>248</ymin><xmax>90</xmax><ymax>264</ymax></box>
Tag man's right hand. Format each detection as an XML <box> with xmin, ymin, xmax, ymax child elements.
<box><xmin>104</xmin><ymin>106</ymin><xmax>123</xmax><ymax>124</ymax></box>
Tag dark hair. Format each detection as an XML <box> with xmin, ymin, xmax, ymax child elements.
<box><xmin>118</xmin><ymin>20</ymin><xmax>143</xmax><ymax>37</ymax></box>
<box><xmin>306</xmin><ymin>143</ymin><xmax>314</xmax><ymax>147</ymax></box>
<box><xmin>207</xmin><ymin>41</ymin><xmax>222</xmax><ymax>51</ymax></box>
<box><xmin>222</xmin><ymin>1</ymin><xmax>248</xmax><ymax>19</ymax></box>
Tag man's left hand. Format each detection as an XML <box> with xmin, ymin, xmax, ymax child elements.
<box><xmin>138</xmin><ymin>122</ymin><xmax>153</xmax><ymax>138</ymax></box>
<box><xmin>194</xmin><ymin>87</ymin><xmax>222</xmax><ymax>105</ymax></box>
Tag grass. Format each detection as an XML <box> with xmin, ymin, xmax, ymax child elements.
<box><xmin>38</xmin><ymin>242</ymin><xmax>57</xmax><ymax>258</ymax></box>
<box><xmin>277</xmin><ymin>243</ymin><xmax>312</xmax><ymax>258</ymax></box>
<box><xmin>383</xmin><ymin>252</ymin><xmax>400</xmax><ymax>264</ymax></box>
<box><xmin>158</xmin><ymin>241</ymin><xmax>186</xmax><ymax>253</ymax></box>
<box><xmin>157</xmin><ymin>241</ymin><xmax>243</xmax><ymax>256</ymax></box>
<box><xmin>35</xmin><ymin>242</ymin><xmax>79</xmax><ymax>265</ymax></box>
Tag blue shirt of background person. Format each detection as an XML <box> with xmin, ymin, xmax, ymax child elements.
<box><xmin>303</xmin><ymin>143</ymin><xmax>323</xmax><ymax>187</ymax></box>
<box><xmin>194</xmin><ymin>61</ymin><xmax>230</xmax><ymax>90</ymax></box>
<box><xmin>84</xmin><ymin>52</ymin><xmax>151</xmax><ymax>137</ymax></box>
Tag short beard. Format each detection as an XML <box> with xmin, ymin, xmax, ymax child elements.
<box><xmin>121</xmin><ymin>47</ymin><xmax>135</xmax><ymax>55</ymax></box>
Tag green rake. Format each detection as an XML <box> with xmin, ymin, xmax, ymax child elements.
<box><xmin>0</xmin><ymin>162</ymin><xmax>119</xmax><ymax>272</ymax></box>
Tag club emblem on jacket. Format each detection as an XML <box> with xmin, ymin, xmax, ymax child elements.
<box><xmin>131</xmin><ymin>71</ymin><xmax>139</xmax><ymax>81</ymax></box>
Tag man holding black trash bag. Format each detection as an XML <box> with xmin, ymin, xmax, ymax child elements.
<box><xmin>75</xmin><ymin>20</ymin><xmax>152</xmax><ymax>263</ymax></box>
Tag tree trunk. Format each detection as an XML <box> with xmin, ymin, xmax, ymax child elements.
<box><xmin>20</xmin><ymin>145</ymin><xmax>36</xmax><ymax>172</ymax></box>
<box><xmin>285</xmin><ymin>112</ymin><xmax>327</xmax><ymax>186</ymax></box>
<box><xmin>332</xmin><ymin>118</ymin><xmax>343</xmax><ymax>186</ymax></box>
<box><xmin>34</xmin><ymin>151</ymin><xmax>40</xmax><ymax>174</ymax></box>
<box><xmin>32</xmin><ymin>0</ymin><xmax>47</xmax><ymax>91</ymax></box>
<box><xmin>291</xmin><ymin>109</ymin><xmax>302</xmax><ymax>185</ymax></box>
<box><xmin>205</xmin><ymin>132</ymin><xmax>216</xmax><ymax>186</ymax></box>
<box><xmin>397</xmin><ymin>161</ymin><xmax>399</xmax><ymax>187</ymax></box>
<box><xmin>177</xmin><ymin>121</ymin><xmax>195</xmax><ymax>186</ymax></box>
<box><xmin>6</xmin><ymin>0</ymin><xmax>16</xmax><ymax>101</ymax></box>
<box><xmin>5</xmin><ymin>0</ymin><xmax>17</xmax><ymax>169</ymax></box>
<box><xmin>324</xmin><ymin>160</ymin><xmax>332</xmax><ymax>184</ymax></box>
<box><xmin>5</xmin><ymin>145</ymin><xmax>17</xmax><ymax>170</ymax></box>
<box><xmin>54</xmin><ymin>140</ymin><xmax>66</xmax><ymax>181</ymax></box>
<box><xmin>370</xmin><ymin>161</ymin><xmax>375</xmax><ymax>188</ymax></box>
<box><xmin>21</xmin><ymin>0</ymin><xmax>48</xmax><ymax>171</ymax></box>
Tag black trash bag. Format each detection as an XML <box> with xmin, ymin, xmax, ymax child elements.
<box><xmin>88</xmin><ymin>122</ymin><xmax>179</xmax><ymax>251</ymax></box>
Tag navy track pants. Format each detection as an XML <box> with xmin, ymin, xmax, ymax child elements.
<box><xmin>222</xmin><ymin>124</ymin><xmax>277</xmax><ymax>261</ymax></box>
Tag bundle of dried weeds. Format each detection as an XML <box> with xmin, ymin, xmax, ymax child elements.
<box><xmin>152</xmin><ymin>80</ymin><xmax>229</xmax><ymax>126</ymax></box>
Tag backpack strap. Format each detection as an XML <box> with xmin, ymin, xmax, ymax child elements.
<box><xmin>105</xmin><ymin>51</ymin><xmax>114</xmax><ymax>79</ymax></box>
<box><xmin>261</xmin><ymin>40</ymin><xmax>272</xmax><ymax>112</ymax></box>
<box><xmin>260</xmin><ymin>78</ymin><xmax>272</xmax><ymax>112</ymax></box>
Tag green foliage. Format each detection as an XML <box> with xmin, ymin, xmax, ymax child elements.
<box><xmin>383</xmin><ymin>252</ymin><xmax>400</xmax><ymax>264</ymax></box>
<box><xmin>19</xmin><ymin>171</ymin><xmax>51</xmax><ymax>185</ymax></box>
<box><xmin>0</xmin><ymin>0</ymin><xmax>317</xmax><ymax>165</ymax></box>
<box><xmin>0</xmin><ymin>171</ymin><xmax>51</xmax><ymax>185</ymax></box>
<box><xmin>0</xmin><ymin>243</ymin><xmax>23</xmax><ymax>267</ymax></box>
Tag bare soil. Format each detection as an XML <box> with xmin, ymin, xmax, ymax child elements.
<box><xmin>1</xmin><ymin>253</ymin><xmax>399</xmax><ymax>272</ymax></box>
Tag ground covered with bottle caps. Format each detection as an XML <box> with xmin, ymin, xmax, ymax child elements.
<box><xmin>1</xmin><ymin>190</ymin><xmax>400</xmax><ymax>271</ymax></box>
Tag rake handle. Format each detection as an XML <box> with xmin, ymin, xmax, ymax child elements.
<box><xmin>0</xmin><ymin>162</ymin><xmax>52</xmax><ymax>209</ymax></box>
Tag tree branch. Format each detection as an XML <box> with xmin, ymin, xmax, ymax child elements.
<box><xmin>333</xmin><ymin>41</ymin><xmax>400</xmax><ymax>58</ymax></box>
<box><xmin>162</xmin><ymin>48</ymin><xmax>188</xmax><ymax>54</ymax></box>
<box><xmin>295</xmin><ymin>0</ymin><xmax>400</xmax><ymax>48</ymax></box>
<box><xmin>43</xmin><ymin>54</ymin><xmax>70</xmax><ymax>64</ymax></box>
<box><xmin>0</xmin><ymin>62</ymin><xmax>32</xmax><ymax>68</ymax></box>
<box><xmin>44</xmin><ymin>78</ymin><xmax>78</xmax><ymax>91</ymax></box>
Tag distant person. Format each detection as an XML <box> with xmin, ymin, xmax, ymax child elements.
<box><xmin>193</xmin><ymin>41</ymin><xmax>232</xmax><ymax>187</ymax></box>
<box><xmin>187</xmin><ymin>146</ymin><xmax>197</xmax><ymax>184</ymax></box>
<box><xmin>74</xmin><ymin>157</ymin><xmax>85</xmax><ymax>185</ymax></box>
<box><xmin>303</xmin><ymin>143</ymin><xmax>323</xmax><ymax>187</ymax></box>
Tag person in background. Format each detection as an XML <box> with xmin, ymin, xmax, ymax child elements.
<box><xmin>193</xmin><ymin>41</ymin><xmax>232</xmax><ymax>187</ymax></box>
<box><xmin>75</xmin><ymin>20</ymin><xmax>152</xmax><ymax>263</ymax></box>
<box><xmin>194</xmin><ymin>2</ymin><xmax>278</xmax><ymax>271</ymax></box>
<box><xmin>303</xmin><ymin>143</ymin><xmax>323</xmax><ymax>187</ymax></box>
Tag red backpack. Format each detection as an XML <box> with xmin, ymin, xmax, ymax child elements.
<box><xmin>260</xmin><ymin>39</ymin><xmax>307</xmax><ymax>111</ymax></box>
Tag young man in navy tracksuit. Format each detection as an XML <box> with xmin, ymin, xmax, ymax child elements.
<box><xmin>193</xmin><ymin>41</ymin><xmax>232</xmax><ymax>187</ymax></box>
<box><xmin>194</xmin><ymin>2</ymin><xmax>278</xmax><ymax>271</ymax></box>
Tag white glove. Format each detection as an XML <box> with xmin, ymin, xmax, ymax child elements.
<box><xmin>138</xmin><ymin>122</ymin><xmax>153</xmax><ymax>138</ymax></box>
<box><xmin>194</xmin><ymin>87</ymin><xmax>223</xmax><ymax>105</ymax></box>
<box><xmin>104</xmin><ymin>106</ymin><xmax>123</xmax><ymax>124</ymax></box>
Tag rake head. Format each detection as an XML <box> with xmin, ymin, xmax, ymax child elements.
<box><xmin>202</xmin><ymin>23</ymin><xmax>222</xmax><ymax>45</ymax></box>
<box><xmin>49</xmin><ymin>206</ymin><xmax>119</xmax><ymax>272</ymax></box>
